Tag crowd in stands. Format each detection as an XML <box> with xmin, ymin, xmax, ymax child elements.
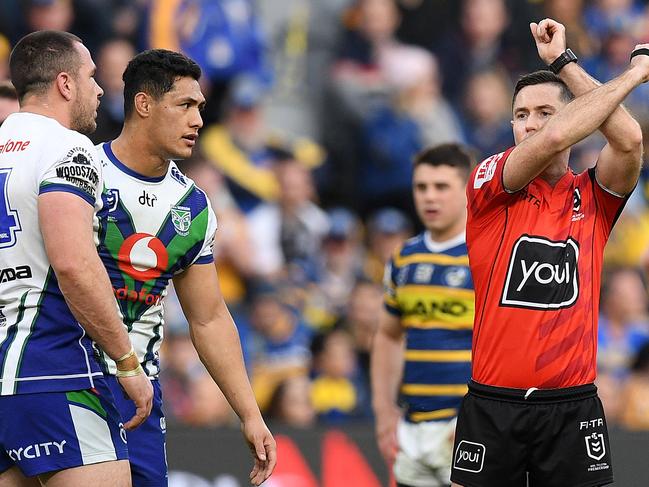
<box><xmin>3</xmin><ymin>0</ymin><xmax>649</xmax><ymax>431</ymax></box>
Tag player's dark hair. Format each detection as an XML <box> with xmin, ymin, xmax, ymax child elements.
<box><xmin>9</xmin><ymin>30</ymin><xmax>83</xmax><ymax>101</ymax></box>
<box><xmin>512</xmin><ymin>70</ymin><xmax>574</xmax><ymax>107</ymax></box>
<box><xmin>413</xmin><ymin>143</ymin><xmax>476</xmax><ymax>180</ymax></box>
<box><xmin>122</xmin><ymin>49</ymin><xmax>202</xmax><ymax>119</ymax></box>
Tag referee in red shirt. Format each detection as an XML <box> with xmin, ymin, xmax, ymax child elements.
<box><xmin>451</xmin><ymin>19</ymin><xmax>649</xmax><ymax>487</ymax></box>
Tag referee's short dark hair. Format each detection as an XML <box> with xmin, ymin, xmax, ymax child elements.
<box><xmin>122</xmin><ymin>49</ymin><xmax>202</xmax><ymax>119</ymax></box>
<box><xmin>513</xmin><ymin>70</ymin><xmax>574</xmax><ymax>108</ymax></box>
<box><xmin>413</xmin><ymin>143</ymin><xmax>476</xmax><ymax>180</ymax></box>
<box><xmin>9</xmin><ymin>30</ymin><xmax>83</xmax><ymax>101</ymax></box>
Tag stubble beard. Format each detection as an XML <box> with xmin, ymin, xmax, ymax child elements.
<box><xmin>70</xmin><ymin>98</ymin><xmax>97</xmax><ymax>135</ymax></box>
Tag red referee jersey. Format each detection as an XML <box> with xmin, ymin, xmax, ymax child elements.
<box><xmin>466</xmin><ymin>148</ymin><xmax>628</xmax><ymax>389</ymax></box>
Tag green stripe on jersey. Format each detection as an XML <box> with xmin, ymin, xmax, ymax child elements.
<box><xmin>66</xmin><ymin>390</ymin><xmax>107</xmax><ymax>418</ymax></box>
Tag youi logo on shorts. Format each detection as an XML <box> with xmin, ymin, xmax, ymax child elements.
<box><xmin>501</xmin><ymin>235</ymin><xmax>579</xmax><ymax>310</ymax></box>
<box><xmin>454</xmin><ymin>440</ymin><xmax>486</xmax><ymax>473</ymax></box>
<box><xmin>6</xmin><ymin>440</ymin><xmax>66</xmax><ymax>461</ymax></box>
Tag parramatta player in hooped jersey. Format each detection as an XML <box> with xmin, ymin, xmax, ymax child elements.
<box><xmin>451</xmin><ymin>19</ymin><xmax>649</xmax><ymax>487</ymax></box>
<box><xmin>0</xmin><ymin>31</ymin><xmax>152</xmax><ymax>487</ymax></box>
<box><xmin>94</xmin><ymin>49</ymin><xmax>276</xmax><ymax>486</ymax></box>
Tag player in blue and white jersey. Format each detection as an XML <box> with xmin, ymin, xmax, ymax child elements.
<box><xmin>371</xmin><ymin>144</ymin><xmax>475</xmax><ymax>487</ymax></box>
<box><xmin>0</xmin><ymin>31</ymin><xmax>152</xmax><ymax>486</ymax></box>
<box><xmin>94</xmin><ymin>49</ymin><xmax>276</xmax><ymax>486</ymax></box>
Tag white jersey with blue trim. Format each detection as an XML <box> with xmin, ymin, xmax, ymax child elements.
<box><xmin>94</xmin><ymin>141</ymin><xmax>217</xmax><ymax>377</ymax></box>
<box><xmin>0</xmin><ymin>112</ymin><xmax>105</xmax><ymax>395</ymax></box>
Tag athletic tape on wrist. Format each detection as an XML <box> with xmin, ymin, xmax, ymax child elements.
<box><xmin>116</xmin><ymin>364</ymin><xmax>144</xmax><ymax>378</ymax></box>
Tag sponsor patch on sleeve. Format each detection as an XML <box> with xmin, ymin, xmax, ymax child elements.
<box><xmin>52</xmin><ymin>147</ymin><xmax>100</xmax><ymax>196</ymax></box>
<box><xmin>473</xmin><ymin>152</ymin><xmax>504</xmax><ymax>189</ymax></box>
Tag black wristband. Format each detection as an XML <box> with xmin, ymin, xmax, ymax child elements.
<box><xmin>548</xmin><ymin>48</ymin><xmax>578</xmax><ymax>75</ymax></box>
<box><xmin>630</xmin><ymin>48</ymin><xmax>649</xmax><ymax>61</ymax></box>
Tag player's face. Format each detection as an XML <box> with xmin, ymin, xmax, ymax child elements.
<box><xmin>149</xmin><ymin>76</ymin><xmax>205</xmax><ymax>160</ymax></box>
<box><xmin>413</xmin><ymin>163</ymin><xmax>467</xmax><ymax>238</ymax></box>
<box><xmin>512</xmin><ymin>83</ymin><xmax>566</xmax><ymax>145</ymax></box>
<box><xmin>70</xmin><ymin>42</ymin><xmax>103</xmax><ymax>135</ymax></box>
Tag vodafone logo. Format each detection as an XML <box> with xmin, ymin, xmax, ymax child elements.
<box><xmin>118</xmin><ymin>233</ymin><xmax>169</xmax><ymax>281</ymax></box>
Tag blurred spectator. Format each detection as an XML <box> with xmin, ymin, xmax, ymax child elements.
<box><xmin>395</xmin><ymin>0</ymin><xmax>454</xmax><ymax>49</ymax></box>
<box><xmin>599</xmin><ymin>267</ymin><xmax>649</xmax><ymax>380</ymax></box>
<box><xmin>543</xmin><ymin>0</ymin><xmax>597</xmax><ymax>58</ymax></box>
<box><xmin>257</xmin><ymin>0</ymin><xmax>352</xmax><ymax>140</ymax></box>
<box><xmin>460</xmin><ymin>66</ymin><xmax>514</xmax><ymax>160</ymax></box>
<box><xmin>358</xmin><ymin>45</ymin><xmax>463</xmax><ymax>216</ymax></box>
<box><xmin>202</xmin><ymin>75</ymin><xmax>278</xmax><ymax>213</ymax></box>
<box><xmin>201</xmin><ymin>75</ymin><xmax>323</xmax><ymax>214</ymax></box>
<box><xmin>248</xmin><ymin>281</ymin><xmax>313</xmax><ymax>411</ymax></box>
<box><xmin>618</xmin><ymin>342</ymin><xmax>649</xmax><ymax>430</ymax></box>
<box><xmin>0</xmin><ymin>33</ymin><xmax>10</xmax><ymax>80</ymax></box>
<box><xmin>322</xmin><ymin>0</ymin><xmax>407</xmax><ymax>209</ymax></box>
<box><xmin>146</xmin><ymin>0</ymin><xmax>270</xmax><ymax>124</ymax></box>
<box><xmin>0</xmin><ymin>81</ymin><xmax>19</xmax><ymax>126</ymax></box>
<box><xmin>91</xmin><ymin>38</ymin><xmax>136</xmax><ymax>144</ymax></box>
<box><xmin>179</xmin><ymin>152</ymin><xmax>256</xmax><ymax>309</ymax></box>
<box><xmin>583</xmin><ymin>28</ymin><xmax>649</xmax><ymax>124</ymax></box>
<box><xmin>246</xmin><ymin>152</ymin><xmax>329</xmax><ymax>281</ymax></box>
<box><xmin>363</xmin><ymin>207</ymin><xmax>413</xmax><ymax>283</ymax></box>
<box><xmin>19</xmin><ymin>0</ymin><xmax>112</xmax><ymax>54</ymax></box>
<box><xmin>336</xmin><ymin>278</ymin><xmax>384</xmax><ymax>383</ymax></box>
<box><xmin>160</xmin><ymin>287</ymin><xmax>236</xmax><ymax>426</ymax></box>
<box><xmin>434</xmin><ymin>0</ymin><xmax>531</xmax><ymax>103</ymax></box>
<box><xmin>266</xmin><ymin>374</ymin><xmax>316</xmax><ymax>428</ymax></box>
<box><xmin>310</xmin><ymin>329</ymin><xmax>370</xmax><ymax>423</ymax></box>
<box><xmin>302</xmin><ymin>208</ymin><xmax>364</xmax><ymax>330</ymax></box>
<box><xmin>583</xmin><ymin>0</ymin><xmax>644</xmax><ymax>40</ymax></box>
<box><xmin>25</xmin><ymin>0</ymin><xmax>74</xmax><ymax>34</ymax></box>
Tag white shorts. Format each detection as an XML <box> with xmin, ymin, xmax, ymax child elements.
<box><xmin>393</xmin><ymin>417</ymin><xmax>457</xmax><ymax>487</ymax></box>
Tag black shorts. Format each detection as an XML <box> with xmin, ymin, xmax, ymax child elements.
<box><xmin>450</xmin><ymin>380</ymin><xmax>613</xmax><ymax>487</ymax></box>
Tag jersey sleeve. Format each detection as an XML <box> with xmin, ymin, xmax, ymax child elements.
<box><xmin>466</xmin><ymin>147</ymin><xmax>516</xmax><ymax>226</ymax></box>
<box><xmin>588</xmin><ymin>167</ymin><xmax>631</xmax><ymax>237</ymax></box>
<box><xmin>383</xmin><ymin>254</ymin><xmax>401</xmax><ymax>316</ymax></box>
<box><xmin>192</xmin><ymin>196</ymin><xmax>218</xmax><ymax>266</ymax></box>
<box><xmin>37</xmin><ymin>134</ymin><xmax>102</xmax><ymax>207</ymax></box>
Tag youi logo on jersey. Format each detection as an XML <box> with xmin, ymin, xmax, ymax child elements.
<box><xmin>501</xmin><ymin>235</ymin><xmax>579</xmax><ymax>310</ymax></box>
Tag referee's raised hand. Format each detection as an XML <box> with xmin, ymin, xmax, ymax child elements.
<box><xmin>529</xmin><ymin>18</ymin><xmax>566</xmax><ymax>66</ymax></box>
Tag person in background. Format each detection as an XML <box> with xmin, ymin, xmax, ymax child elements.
<box><xmin>452</xmin><ymin>19</ymin><xmax>648</xmax><ymax>487</ymax></box>
<box><xmin>372</xmin><ymin>143</ymin><xmax>475</xmax><ymax>487</ymax></box>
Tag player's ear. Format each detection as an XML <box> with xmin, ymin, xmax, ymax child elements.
<box><xmin>55</xmin><ymin>72</ymin><xmax>74</xmax><ymax>101</ymax></box>
<box><xmin>133</xmin><ymin>92</ymin><xmax>152</xmax><ymax>118</ymax></box>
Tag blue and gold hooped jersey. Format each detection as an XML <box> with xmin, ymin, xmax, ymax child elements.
<box><xmin>384</xmin><ymin>231</ymin><xmax>474</xmax><ymax>422</ymax></box>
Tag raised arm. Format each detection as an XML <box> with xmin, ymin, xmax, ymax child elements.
<box><xmin>173</xmin><ymin>262</ymin><xmax>276</xmax><ymax>486</ymax></box>
<box><xmin>39</xmin><ymin>192</ymin><xmax>152</xmax><ymax>430</ymax></box>
<box><xmin>502</xmin><ymin>43</ymin><xmax>649</xmax><ymax>192</ymax></box>
<box><xmin>531</xmin><ymin>18</ymin><xmax>643</xmax><ymax>195</ymax></box>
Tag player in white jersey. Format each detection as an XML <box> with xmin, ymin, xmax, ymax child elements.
<box><xmin>0</xmin><ymin>31</ymin><xmax>152</xmax><ymax>486</ymax></box>
<box><xmin>94</xmin><ymin>49</ymin><xmax>276</xmax><ymax>486</ymax></box>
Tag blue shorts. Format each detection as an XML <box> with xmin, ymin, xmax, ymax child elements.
<box><xmin>106</xmin><ymin>375</ymin><xmax>167</xmax><ymax>487</ymax></box>
<box><xmin>0</xmin><ymin>378</ymin><xmax>128</xmax><ymax>477</ymax></box>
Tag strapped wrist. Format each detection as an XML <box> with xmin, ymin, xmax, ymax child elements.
<box><xmin>116</xmin><ymin>364</ymin><xmax>144</xmax><ymax>378</ymax></box>
<box><xmin>116</xmin><ymin>347</ymin><xmax>135</xmax><ymax>363</ymax></box>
